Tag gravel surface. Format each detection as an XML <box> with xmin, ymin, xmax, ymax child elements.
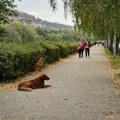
<box><xmin>0</xmin><ymin>46</ymin><xmax>120</xmax><ymax>120</ymax></box>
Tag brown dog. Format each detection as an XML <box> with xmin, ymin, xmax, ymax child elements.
<box><xmin>34</xmin><ymin>57</ymin><xmax>45</xmax><ymax>71</ymax></box>
<box><xmin>18</xmin><ymin>74</ymin><xmax>51</xmax><ymax>91</ymax></box>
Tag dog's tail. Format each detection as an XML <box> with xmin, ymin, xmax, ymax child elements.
<box><xmin>18</xmin><ymin>86</ymin><xmax>32</xmax><ymax>92</ymax></box>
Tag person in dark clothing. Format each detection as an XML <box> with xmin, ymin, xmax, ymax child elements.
<box><xmin>84</xmin><ymin>38</ymin><xmax>91</xmax><ymax>57</ymax></box>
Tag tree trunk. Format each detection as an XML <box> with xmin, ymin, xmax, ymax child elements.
<box><xmin>116</xmin><ymin>36</ymin><xmax>119</xmax><ymax>55</ymax></box>
<box><xmin>107</xmin><ymin>35</ymin><xmax>110</xmax><ymax>48</ymax></box>
<box><xmin>113</xmin><ymin>28</ymin><xmax>117</xmax><ymax>57</ymax></box>
<box><xmin>108</xmin><ymin>34</ymin><xmax>113</xmax><ymax>53</ymax></box>
<box><xmin>116</xmin><ymin>36</ymin><xmax>120</xmax><ymax>55</ymax></box>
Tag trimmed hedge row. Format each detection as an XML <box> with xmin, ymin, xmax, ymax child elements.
<box><xmin>39</xmin><ymin>42</ymin><xmax>60</xmax><ymax>63</ymax></box>
<box><xmin>0</xmin><ymin>42</ymin><xmax>45</xmax><ymax>80</ymax></box>
<box><xmin>0</xmin><ymin>41</ymin><xmax>77</xmax><ymax>81</ymax></box>
<box><xmin>53</xmin><ymin>41</ymin><xmax>77</xmax><ymax>58</ymax></box>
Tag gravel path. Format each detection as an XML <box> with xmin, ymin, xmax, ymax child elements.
<box><xmin>0</xmin><ymin>46</ymin><xmax>120</xmax><ymax>120</ymax></box>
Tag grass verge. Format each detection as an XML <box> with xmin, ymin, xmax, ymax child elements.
<box><xmin>104</xmin><ymin>47</ymin><xmax>120</xmax><ymax>92</ymax></box>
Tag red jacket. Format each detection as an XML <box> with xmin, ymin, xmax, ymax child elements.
<box><xmin>77</xmin><ymin>41</ymin><xmax>84</xmax><ymax>49</ymax></box>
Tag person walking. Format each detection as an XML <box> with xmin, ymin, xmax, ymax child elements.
<box><xmin>84</xmin><ymin>38</ymin><xmax>91</xmax><ymax>57</ymax></box>
<box><xmin>77</xmin><ymin>39</ymin><xmax>85</xmax><ymax>58</ymax></box>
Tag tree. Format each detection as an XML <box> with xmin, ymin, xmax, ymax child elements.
<box><xmin>0</xmin><ymin>0</ymin><xmax>17</xmax><ymax>24</ymax></box>
<box><xmin>46</xmin><ymin>32</ymin><xmax>63</xmax><ymax>41</ymax></box>
<box><xmin>50</xmin><ymin>0</ymin><xmax>120</xmax><ymax>55</ymax></box>
<box><xmin>3</xmin><ymin>22</ymin><xmax>40</xmax><ymax>43</ymax></box>
<box><xmin>0</xmin><ymin>0</ymin><xmax>19</xmax><ymax>37</ymax></box>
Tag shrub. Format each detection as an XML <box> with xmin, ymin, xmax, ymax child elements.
<box><xmin>0</xmin><ymin>43</ymin><xmax>45</xmax><ymax>81</ymax></box>
<box><xmin>54</xmin><ymin>41</ymin><xmax>77</xmax><ymax>57</ymax></box>
<box><xmin>3</xmin><ymin>22</ymin><xmax>40</xmax><ymax>43</ymax></box>
<box><xmin>0</xmin><ymin>41</ymin><xmax>77</xmax><ymax>81</ymax></box>
<box><xmin>39</xmin><ymin>41</ymin><xmax>60</xmax><ymax>63</ymax></box>
<box><xmin>53</xmin><ymin>42</ymin><xmax>69</xmax><ymax>58</ymax></box>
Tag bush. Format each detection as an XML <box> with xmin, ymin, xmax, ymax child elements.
<box><xmin>0</xmin><ymin>41</ymin><xmax>77</xmax><ymax>81</ymax></box>
<box><xmin>54</xmin><ymin>41</ymin><xmax>77</xmax><ymax>57</ymax></box>
<box><xmin>3</xmin><ymin>22</ymin><xmax>40</xmax><ymax>43</ymax></box>
<box><xmin>0</xmin><ymin>42</ymin><xmax>45</xmax><ymax>81</ymax></box>
<box><xmin>39</xmin><ymin>41</ymin><xmax>60</xmax><ymax>63</ymax></box>
<box><xmin>53</xmin><ymin>42</ymin><xmax>70</xmax><ymax>58</ymax></box>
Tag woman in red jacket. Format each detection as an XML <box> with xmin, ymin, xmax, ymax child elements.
<box><xmin>77</xmin><ymin>39</ymin><xmax>85</xmax><ymax>58</ymax></box>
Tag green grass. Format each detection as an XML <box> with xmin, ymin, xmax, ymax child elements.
<box><xmin>104</xmin><ymin>47</ymin><xmax>120</xmax><ymax>69</ymax></box>
<box><xmin>104</xmin><ymin>47</ymin><xmax>120</xmax><ymax>90</ymax></box>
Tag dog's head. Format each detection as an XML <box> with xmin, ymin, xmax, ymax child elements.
<box><xmin>39</xmin><ymin>74</ymin><xmax>50</xmax><ymax>81</ymax></box>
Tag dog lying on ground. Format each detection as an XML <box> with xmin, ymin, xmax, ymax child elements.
<box><xmin>18</xmin><ymin>74</ymin><xmax>51</xmax><ymax>91</ymax></box>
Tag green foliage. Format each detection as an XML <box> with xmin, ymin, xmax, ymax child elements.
<box><xmin>0</xmin><ymin>0</ymin><xmax>17</xmax><ymax>24</ymax></box>
<box><xmin>105</xmin><ymin>47</ymin><xmax>120</xmax><ymax>90</ymax></box>
<box><xmin>3</xmin><ymin>22</ymin><xmax>40</xmax><ymax>43</ymax></box>
<box><xmin>66</xmin><ymin>42</ymin><xmax>78</xmax><ymax>54</ymax></box>
<box><xmin>0</xmin><ymin>0</ymin><xmax>19</xmax><ymax>38</ymax></box>
<box><xmin>36</xmin><ymin>27</ymin><xmax>82</xmax><ymax>42</ymax></box>
<box><xmin>53</xmin><ymin>42</ymin><xmax>69</xmax><ymax>58</ymax></box>
<box><xmin>62</xmin><ymin>30</ymin><xmax>83</xmax><ymax>41</ymax></box>
<box><xmin>46</xmin><ymin>32</ymin><xmax>63</xmax><ymax>41</ymax></box>
<box><xmin>36</xmin><ymin>27</ymin><xmax>65</xmax><ymax>41</ymax></box>
<box><xmin>2</xmin><ymin>24</ymin><xmax>82</xmax><ymax>43</ymax></box>
<box><xmin>39</xmin><ymin>41</ymin><xmax>60</xmax><ymax>63</ymax></box>
<box><xmin>0</xmin><ymin>26</ymin><xmax>6</xmax><ymax>42</ymax></box>
<box><xmin>111</xmin><ymin>56</ymin><xmax>120</xmax><ymax>69</ymax></box>
<box><xmin>35</xmin><ymin>27</ymin><xmax>47</xmax><ymax>38</ymax></box>
<box><xmin>0</xmin><ymin>16</ymin><xmax>80</xmax><ymax>81</ymax></box>
<box><xmin>50</xmin><ymin>0</ymin><xmax>120</xmax><ymax>39</ymax></box>
<box><xmin>0</xmin><ymin>42</ymin><xmax>45</xmax><ymax>81</ymax></box>
<box><xmin>0</xmin><ymin>41</ymin><xmax>77</xmax><ymax>81</ymax></box>
<box><xmin>104</xmin><ymin>47</ymin><xmax>120</xmax><ymax>69</ymax></box>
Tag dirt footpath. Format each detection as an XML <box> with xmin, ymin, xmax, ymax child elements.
<box><xmin>0</xmin><ymin>46</ymin><xmax>120</xmax><ymax>120</ymax></box>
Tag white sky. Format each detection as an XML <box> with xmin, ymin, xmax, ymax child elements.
<box><xmin>14</xmin><ymin>0</ymin><xmax>74</xmax><ymax>26</ymax></box>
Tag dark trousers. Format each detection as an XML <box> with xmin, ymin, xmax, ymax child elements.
<box><xmin>78</xmin><ymin>49</ymin><xmax>84</xmax><ymax>58</ymax></box>
<box><xmin>85</xmin><ymin>48</ymin><xmax>90</xmax><ymax>57</ymax></box>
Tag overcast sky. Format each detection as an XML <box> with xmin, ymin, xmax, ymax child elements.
<box><xmin>14</xmin><ymin>0</ymin><xmax>74</xmax><ymax>26</ymax></box>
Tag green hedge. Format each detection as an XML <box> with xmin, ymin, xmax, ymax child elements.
<box><xmin>52</xmin><ymin>42</ymin><xmax>69</xmax><ymax>58</ymax></box>
<box><xmin>53</xmin><ymin>41</ymin><xmax>77</xmax><ymax>58</ymax></box>
<box><xmin>0</xmin><ymin>42</ymin><xmax>45</xmax><ymax>81</ymax></box>
<box><xmin>39</xmin><ymin>41</ymin><xmax>60</xmax><ymax>63</ymax></box>
<box><xmin>0</xmin><ymin>41</ymin><xmax>77</xmax><ymax>81</ymax></box>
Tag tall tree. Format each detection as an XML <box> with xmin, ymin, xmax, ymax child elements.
<box><xmin>0</xmin><ymin>0</ymin><xmax>18</xmax><ymax>37</ymax></box>
<box><xmin>0</xmin><ymin>0</ymin><xmax>17</xmax><ymax>24</ymax></box>
<box><xmin>50</xmin><ymin>0</ymin><xmax>120</xmax><ymax>55</ymax></box>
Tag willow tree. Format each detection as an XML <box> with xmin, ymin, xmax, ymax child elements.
<box><xmin>0</xmin><ymin>0</ymin><xmax>17</xmax><ymax>24</ymax></box>
<box><xmin>50</xmin><ymin>0</ymin><xmax>120</xmax><ymax>55</ymax></box>
<box><xmin>0</xmin><ymin>0</ymin><xmax>18</xmax><ymax>38</ymax></box>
